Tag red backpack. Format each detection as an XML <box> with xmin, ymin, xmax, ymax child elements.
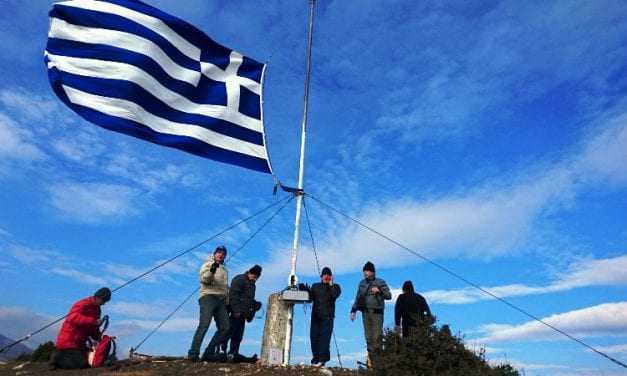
<box><xmin>87</xmin><ymin>315</ymin><xmax>117</xmax><ymax>368</ymax></box>
<box><xmin>90</xmin><ymin>334</ymin><xmax>116</xmax><ymax>368</ymax></box>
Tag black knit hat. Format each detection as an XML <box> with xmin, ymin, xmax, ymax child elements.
<box><xmin>248</xmin><ymin>264</ymin><xmax>262</xmax><ymax>277</ymax></box>
<box><xmin>214</xmin><ymin>245</ymin><xmax>227</xmax><ymax>256</ymax></box>
<box><xmin>363</xmin><ymin>261</ymin><xmax>375</xmax><ymax>273</ymax></box>
<box><xmin>94</xmin><ymin>287</ymin><xmax>111</xmax><ymax>302</ymax></box>
<box><xmin>321</xmin><ymin>267</ymin><xmax>332</xmax><ymax>276</ymax></box>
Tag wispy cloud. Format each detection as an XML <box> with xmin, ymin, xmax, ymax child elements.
<box><xmin>50</xmin><ymin>267</ymin><xmax>110</xmax><ymax>286</ymax></box>
<box><xmin>48</xmin><ymin>182</ymin><xmax>140</xmax><ymax>223</ymax></box>
<box><xmin>414</xmin><ymin>255</ymin><xmax>627</xmax><ymax>305</ymax></box>
<box><xmin>589</xmin><ymin>344</ymin><xmax>627</xmax><ymax>356</ymax></box>
<box><xmin>476</xmin><ymin>302</ymin><xmax>627</xmax><ymax>342</ymax></box>
<box><xmin>0</xmin><ymin>112</ymin><xmax>46</xmax><ymax>162</ymax></box>
<box><xmin>261</xmin><ymin>110</ymin><xmax>627</xmax><ymax>282</ymax></box>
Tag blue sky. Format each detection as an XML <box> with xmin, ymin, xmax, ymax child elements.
<box><xmin>1</xmin><ymin>0</ymin><xmax>627</xmax><ymax>374</ymax></box>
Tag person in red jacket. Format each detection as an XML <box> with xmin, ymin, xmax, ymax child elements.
<box><xmin>50</xmin><ymin>287</ymin><xmax>111</xmax><ymax>369</ymax></box>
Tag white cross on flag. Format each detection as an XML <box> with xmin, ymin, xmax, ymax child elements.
<box><xmin>45</xmin><ymin>0</ymin><xmax>273</xmax><ymax>173</ymax></box>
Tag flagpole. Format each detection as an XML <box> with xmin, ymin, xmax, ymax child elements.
<box><xmin>284</xmin><ymin>0</ymin><xmax>316</xmax><ymax>365</ymax></box>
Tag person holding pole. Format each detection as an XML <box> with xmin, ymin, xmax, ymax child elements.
<box><xmin>308</xmin><ymin>266</ymin><xmax>341</xmax><ymax>366</ymax></box>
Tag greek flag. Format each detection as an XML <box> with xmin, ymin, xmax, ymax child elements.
<box><xmin>45</xmin><ymin>0</ymin><xmax>272</xmax><ymax>174</ymax></box>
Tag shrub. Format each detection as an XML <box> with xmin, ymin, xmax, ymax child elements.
<box><xmin>371</xmin><ymin>318</ymin><xmax>519</xmax><ymax>376</ymax></box>
<box><xmin>30</xmin><ymin>341</ymin><xmax>55</xmax><ymax>362</ymax></box>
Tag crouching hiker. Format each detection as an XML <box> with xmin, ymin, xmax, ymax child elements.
<box><xmin>308</xmin><ymin>267</ymin><xmax>341</xmax><ymax>367</ymax></box>
<box><xmin>222</xmin><ymin>265</ymin><xmax>262</xmax><ymax>359</ymax></box>
<box><xmin>188</xmin><ymin>245</ymin><xmax>230</xmax><ymax>362</ymax></box>
<box><xmin>50</xmin><ymin>287</ymin><xmax>111</xmax><ymax>370</ymax></box>
<box><xmin>395</xmin><ymin>280</ymin><xmax>432</xmax><ymax>338</ymax></box>
<box><xmin>350</xmin><ymin>262</ymin><xmax>391</xmax><ymax>368</ymax></box>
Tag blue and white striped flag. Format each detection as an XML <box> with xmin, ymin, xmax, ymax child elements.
<box><xmin>45</xmin><ymin>0</ymin><xmax>272</xmax><ymax>173</ymax></box>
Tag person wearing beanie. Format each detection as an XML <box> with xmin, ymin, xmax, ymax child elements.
<box><xmin>188</xmin><ymin>245</ymin><xmax>230</xmax><ymax>361</ymax></box>
<box><xmin>395</xmin><ymin>280</ymin><xmax>432</xmax><ymax>338</ymax></box>
<box><xmin>307</xmin><ymin>266</ymin><xmax>341</xmax><ymax>366</ymax></box>
<box><xmin>350</xmin><ymin>261</ymin><xmax>391</xmax><ymax>368</ymax></box>
<box><xmin>50</xmin><ymin>287</ymin><xmax>111</xmax><ymax>369</ymax></box>
<box><xmin>221</xmin><ymin>264</ymin><xmax>263</xmax><ymax>358</ymax></box>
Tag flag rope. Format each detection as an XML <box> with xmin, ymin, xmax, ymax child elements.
<box><xmin>306</xmin><ymin>193</ymin><xmax>627</xmax><ymax>370</ymax></box>
<box><xmin>302</xmin><ymin>197</ymin><xmax>344</xmax><ymax>368</ymax></box>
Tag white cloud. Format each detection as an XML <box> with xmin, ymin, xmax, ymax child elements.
<box><xmin>0</xmin><ymin>113</ymin><xmax>46</xmax><ymax>161</ymax></box>
<box><xmin>261</xmin><ymin>111</ymin><xmax>627</xmax><ymax>283</ymax></box>
<box><xmin>108</xmin><ymin>301</ymin><xmax>168</xmax><ymax>319</ymax></box>
<box><xmin>50</xmin><ymin>267</ymin><xmax>110</xmax><ymax>286</ymax></box>
<box><xmin>576</xmin><ymin>114</ymin><xmax>627</xmax><ymax>186</ymax></box>
<box><xmin>590</xmin><ymin>344</ymin><xmax>627</xmax><ymax>356</ymax></box>
<box><xmin>5</xmin><ymin>244</ymin><xmax>63</xmax><ymax>265</ymax></box>
<box><xmin>48</xmin><ymin>182</ymin><xmax>140</xmax><ymax>223</ymax></box>
<box><xmin>416</xmin><ymin>255</ymin><xmax>627</xmax><ymax>305</ymax></box>
<box><xmin>51</xmin><ymin>130</ymin><xmax>105</xmax><ymax>163</ymax></box>
<box><xmin>117</xmin><ymin>317</ymin><xmax>197</xmax><ymax>332</ymax></box>
<box><xmin>476</xmin><ymin>302</ymin><xmax>627</xmax><ymax>342</ymax></box>
<box><xmin>0</xmin><ymin>90</ymin><xmax>59</xmax><ymax>122</ymax></box>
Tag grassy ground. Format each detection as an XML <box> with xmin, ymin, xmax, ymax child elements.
<box><xmin>0</xmin><ymin>359</ymin><xmax>361</xmax><ymax>376</ymax></box>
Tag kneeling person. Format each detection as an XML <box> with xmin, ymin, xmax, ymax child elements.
<box><xmin>51</xmin><ymin>287</ymin><xmax>111</xmax><ymax>369</ymax></box>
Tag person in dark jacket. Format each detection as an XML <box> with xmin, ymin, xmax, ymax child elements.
<box><xmin>394</xmin><ymin>280</ymin><xmax>431</xmax><ymax>338</ymax></box>
<box><xmin>350</xmin><ymin>262</ymin><xmax>391</xmax><ymax>367</ymax></box>
<box><xmin>222</xmin><ymin>265</ymin><xmax>262</xmax><ymax>357</ymax></box>
<box><xmin>308</xmin><ymin>266</ymin><xmax>341</xmax><ymax>366</ymax></box>
<box><xmin>50</xmin><ymin>287</ymin><xmax>111</xmax><ymax>369</ymax></box>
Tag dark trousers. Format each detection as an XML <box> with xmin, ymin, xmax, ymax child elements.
<box><xmin>50</xmin><ymin>349</ymin><xmax>88</xmax><ymax>369</ymax></box>
<box><xmin>310</xmin><ymin>316</ymin><xmax>334</xmax><ymax>363</ymax></box>
<box><xmin>188</xmin><ymin>295</ymin><xmax>230</xmax><ymax>359</ymax></box>
<box><xmin>402</xmin><ymin>323</ymin><xmax>418</xmax><ymax>338</ymax></box>
<box><xmin>225</xmin><ymin>314</ymin><xmax>246</xmax><ymax>355</ymax></box>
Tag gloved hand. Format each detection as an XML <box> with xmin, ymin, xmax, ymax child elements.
<box><xmin>209</xmin><ymin>262</ymin><xmax>219</xmax><ymax>273</ymax></box>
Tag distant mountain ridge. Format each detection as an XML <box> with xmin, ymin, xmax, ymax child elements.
<box><xmin>0</xmin><ymin>334</ymin><xmax>31</xmax><ymax>361</ymax></box>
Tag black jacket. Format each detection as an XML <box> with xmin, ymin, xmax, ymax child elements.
<box><xmin>308</xmin><ymin>282</ymin><xmax>341</xmax><ymax>319</ymax></box>
<box><xmin>229</xmin><ymin>273</ymin><xmax>256</xmax><ymax>316</ymax></box>
<box><xmin>394</xmin><ymin>292</ymin><xmax>431</xmax><ymax>327</ymax></box>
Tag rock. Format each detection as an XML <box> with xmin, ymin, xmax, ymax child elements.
<box><xmin>319</xmin><ymin>368</ymin><xmax>333</xmax><ymax>376</ymax></box>
<box><xmin>12</xmin><ymin>362</ymin><xmax>30</xmax><ymax>370</ymax></box>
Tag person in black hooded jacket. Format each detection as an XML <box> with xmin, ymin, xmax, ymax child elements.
<box><xmin>308</xmin><ymin>266</ymin><xmax>341</xmax><ymax>366</ymax></box>
<box><xmin>394</xmin><ymin>280</ymin><xmax>431</xmax><ymax>338</ymax></box>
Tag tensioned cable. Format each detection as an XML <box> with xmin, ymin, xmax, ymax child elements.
<box><xmin>0</xmin><ymin>195</ymin><xmax>291</xmax><ymax>355</ymax></box>
<box><xmin>306</xmin><ymin>193</ymin><xmax>627</xmax><ymax>370</ymax></box>
<box><xmin>302</xmin><ymin>198</ymin><xmax>344</xmax><ymax>368</ymax></box>
<box><xmin>131</xmin><ymin>196</ymin><xmax>294</xmax><ymax>353</ymax></box>
<box><xmin>132</xmin><ymin>287</ymin><xmax>200</xmax><ymax>353</ymax></box>
<box><xmin>112</xmin><ymin>195</ymin><xmax>292</xmax><ymax>293</ymax></box>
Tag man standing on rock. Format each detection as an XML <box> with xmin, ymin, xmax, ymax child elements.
<box><xmin>188</xmin><ymin>245</ymin><xmax>230</xmax><ymax>361</ymax></box>
<box><xmin>350</xmin><ymin>261</ymin><xmax>391</xmax><ymax>367</ymax></box>
<box><xmin>308</xmin><ymin>266</ymin><xmax>341</xmax><ymax>367</ymax></box>
<box><xmin>223</xmin><ymin>264</ymin><xmax>262</xmax><ymax>359</ymax></box>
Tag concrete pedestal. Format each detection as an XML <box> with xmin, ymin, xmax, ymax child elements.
<box><xmin>260</xmin><ymin>293</ymin><xmax>294</xmax><ymax>365</ymax></box>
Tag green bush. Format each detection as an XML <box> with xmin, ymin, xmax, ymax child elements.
<box><xmin>30</xmin><ymin>341</ymin><xmax>55</xmax><ymax>362</ymax></box>
<box><xmin>371</xmin><ymin>318</ymin><xmax>519</xmax><ymax>376</ymax></box>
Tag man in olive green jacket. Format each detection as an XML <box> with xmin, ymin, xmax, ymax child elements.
<box><xmin>188</xmin><ymin>245</ymin><xmax>230</xmax><ymax>361</ymax></box>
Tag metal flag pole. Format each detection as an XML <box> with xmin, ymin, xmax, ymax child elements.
<box><xmin>284</xmin><ymin>0</ymin><xmax>316</xmax><ymax>365</ymax></box>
